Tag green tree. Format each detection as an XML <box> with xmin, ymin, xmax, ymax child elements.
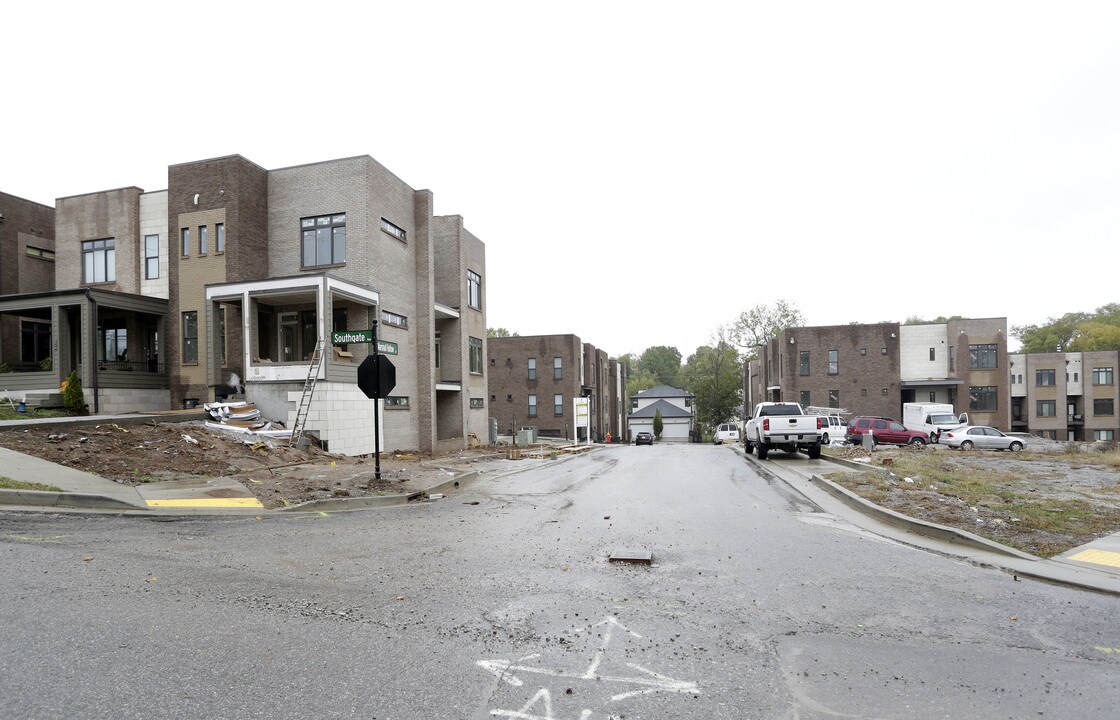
<box><xmin>625</xmin><ymin>367</ymin><xmax>658</xmax><ymax>399</ymax></box>
<box><xmin>63</xmin><ymin>370</ymin><xmax>85</xmax><ymax>414</ymax></box>
<box><xmin>638</xmin><ymin>346</ymin><xmax>682</xmax><ymax>387</ymax></box>
<box><xmin>653</xmin><ymin>409</ymin><xmax>664</xmax><ymax>440</ymax></box>
<box><xmin>903</xmin><ymin>315</ymin><xmax>965</xmax><ymax>325</ymax></box>
<box><xmin>729</xmin><ymin>300</ymin><xmax>805</xmax><ymax>359</ymax></box>
<box><xmin>487</xmin><ymin>327</ymin><xmax>519</xmax><ymax>338</ymax></box>
<box><xmin>681</xmin><ymin>338</ymin><xmax>742</xmax><ymax>430</ymax></box>
<box><xmin>1013</xmin><ymin>311</ymin><xmax>1092</xmax><ymax>353</ymax></box>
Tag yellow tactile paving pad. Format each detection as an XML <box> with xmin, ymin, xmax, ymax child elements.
<box><xmin>1066</xmin><ymin>549</ymin><xmax>1120</xmax><ymax>569</ymax></box>
<box><xmin>146</xmin><ymin>498</ymin><xmax>264</xmax><ymax>508</ymax></box>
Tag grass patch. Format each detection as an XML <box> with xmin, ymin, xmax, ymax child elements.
<box><xmin>828</xmin><ymin>452</ymin><xmax>1120</xmax><ymax>557</ymax></box>
<box><xmin>0</xmin><ymin>476</ymin><xmax>64</xmax><ymax>492</ymax></box>
<box><xmin>0</xmin><ymin>405</ymin><xmax>72</xmax><ymax>421</ymax></box>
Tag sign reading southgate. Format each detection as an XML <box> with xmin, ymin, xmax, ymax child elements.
<box><xmin>330</xmin><ymin>330</ymin><xmax>398</xmax><ymax>355</ymax></box>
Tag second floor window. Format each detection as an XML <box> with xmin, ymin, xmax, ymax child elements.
<box><xmin>83</xmin><ymin>239</ymin><xmax>115</xmax><ymax>283</ymax></box>
<box><xmin>1093</xmin><ymin>367</ymin><xmax>1114</xmax><ymax>385</ymax></box>
<box><xmin>969</xmin><ymin>344</ymin><xmax>997</xmax><ymax>369</ymax></box>
<box><xmin>216</xmin><ymin>223</ymin><xmax>225</xmax><ymax>253</ymax></box>
<box><xmin>528</xmin><ymin>358</ymin><xmax>536</xmax><ymax>380</ymax></box>
<box><xmin>828</xmin><ymin>350</ymin><xmax>838</xmax><ymax>375</ymax></box>
<box><xmin>199</xmin><ymin>225</ymin><xmax>208</xmax><ymax>255</ymax></box>
<box><xmin>182</xmin><ymin>312</ymin><xmax>198</xmax><ymax>364</ymax></box>
<box><xmin>528</xmin><ymin>394</ymin><xmax>537</xmax><ymax>417</ymax></box>
<box><xmin>301</xmin><ymin>213</ymin><xmax>346</xmax><ymax>267</ymax></box>
<box><xmin>1094</xmin><ymin>398</ymin><xmax>1115</xmax><ymax>416</ymax></box>
<box><xmin>1037</xmin><ymin>399</ymin><xmax>1056</xmax><ymax>417</ymax></box>
<box><xmin>1036</xmin><ymin>369</ymin><xmax>1056</xmax><ymax>386</ymax></box>
<box><xmin>181</xmin><ymin>228</ymin><xmax>190</xmax><ymax>257</ymax></box>
<box><xmin>144</xmin><ymin>235</ymin><xmax>159</xmax><ymax>279</ymax></box>
<box><xmin>799</xmin><ymin>351</ymin><xmax>810</xmax><ymax>376</ymax></box>
<box><xmin>554</xmin><ymin>356</ymin><xmax>563</xmax><ymax>380</ymax></box>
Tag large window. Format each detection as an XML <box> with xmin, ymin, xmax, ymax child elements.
<box><xmin>1094</xmin><ymin>429</ymin><xmax>1116</xmax><ymax>441</ymax></box>
<box><xmin>144</xmin><ymin>235</ymin><xmax>159</xmax><ymax>279</ymax></box>
<box><xmin>1036</xmin><ymin>399</ymin><xmax>1056</xmax><ymax>417</ymax></box>
<box><xmin>469</xmin><ymin>336</ymin><xmax>483</xmax><ymax>374</ymax></box>
<box><xmin>554</xmin><ymin>394</ymin><xmax>564</xmax><ymax>416</ymax></box>
<box><xmin>467</xmin><ymin>270</ymin><xmax>482</xmax><ymax>310</ymax></box>
<box><xmin>82</xmin><ymin>239</ymin><xmax>115</xmax><ymax>283</ymax></box>
<box><xmin>182</xmin><ymin>312</ymin><xmax>198</xmax><ymax>364</ymax></box>
<box><xmin>528</xmin><ymin>358</ymin><xmax>537</xmax><ymax>380</ymax></box>
<box><xmin>827</xmin><ymin>350</ymin><xmax>838</xmax><ymax>375</ymax></box>
<box><xmin>301</xmin><ymin>213</ymin><xmax>347</xmax><ymax>267</ymax></box>
<box><xmin>528</xmin><ymin>394</ymin><xmax>537</xmax><ymax>418</ymax></box>
<box><xmin>970</xmin><ymin>386</ymin><xmax>997</xmax><ymax>412</ymax></box>
<box><xmin>21</xmin><ymin>321</ymin><xmax>50</xmax><ymax>364</ymax></box>
<box><xmin>554</xmin><ymin>356</ymin><xmax>563</xmax><ymax>380</ymax></box>
<box><xmin>969</xmin><ymin>344</ymin><xmax>997</xmax><ymax>369</ymax></box>
<box><xmin>799</xmin><ymin>351</ymin><xmax>810</xmax><ymax>376</ymax></box>
<box><xmin>1036</xmin><ymin>369</ymin><xmax>1055</xmax><ymax>386</ymax></box>
<box><xmin>1094</xmin><ymin>398</ymin><xmax>1115</xmax><ymax>416</ymax></box>
<box><xmin>1093</xmin><ymin>367</ymin><xmax>1114</xmax><ymax>385</ymax></box>
<box><xmin>99</xmin><ymin>318</ymin><xmax>127</xmax><ymax>363</ymax></box>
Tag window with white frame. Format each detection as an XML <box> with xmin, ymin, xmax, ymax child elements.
<box><xmin>528</xmin><ymin>394</ymin><xmax>537</xmax><ymax>417</ymax></box>
<box><xmin>553</xmin><ymin>356</ymin><xmax>562</xmax><ymax>379</ymax></box>
<box><xmin>554</xmin><ymin>394</ymin><xmax>563</xmax><ymax>415</ymax></box>
<box><xmin>301</xmin><ymin>213</ymin><xmax>346</xmax><ymax>266</ymax></box>
<box><xmin>83</xmin><ymin>239</ymin><xmax>115</xmax><ymax>283</ymax></box>
<box><xmin>467</xmin><ymin>270</ymin><xmax>482</xmax><ymax>310</ymax></box>
<box><xmin>528</xmin><ymin>358</ymin><xmax>536</xmax><ymax>380</ymax></box>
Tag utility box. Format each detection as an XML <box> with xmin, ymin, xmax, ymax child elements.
<box><xmin>518</xmin><ymin>426</ymin><xmax>538</xmax><ymax>444</ymax></box>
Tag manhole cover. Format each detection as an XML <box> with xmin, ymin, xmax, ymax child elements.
<box><xmin>608</xmin><ymin>549</ymin><xmax>652</xmax><ymax>565</ymax></box>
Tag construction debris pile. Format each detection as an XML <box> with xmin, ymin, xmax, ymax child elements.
<box><xmin>203</xmin><ymin>401</ymin><xmax>291</xmax><ymax>439</ymax></box>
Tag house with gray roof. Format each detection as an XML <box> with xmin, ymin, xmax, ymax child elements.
<box><xmin>629</xmin><ymin>384</ymin><xmax>694</xmax><ymax>442</ymax></box>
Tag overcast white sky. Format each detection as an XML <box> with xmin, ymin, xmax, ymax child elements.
<box><xmin>5</xmin><ymin>2</ymin><xmax>1118</xmax><ymax>359</ymax></box>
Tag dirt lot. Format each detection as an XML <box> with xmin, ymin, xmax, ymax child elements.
<box><xmin>0</xmin><ymin>420</ymin><xmax>525</xmax><ymax>509</ymax></box>
<box><xmin>823</xmin><ymin>443</ymin><xmax>1120</xmax><ymax>557</ymax></box>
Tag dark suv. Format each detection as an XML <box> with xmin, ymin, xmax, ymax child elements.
<box><xmin>845</xmin><ymin>416</ymin><xmax>928</xmax><ymax>446</ymax></box>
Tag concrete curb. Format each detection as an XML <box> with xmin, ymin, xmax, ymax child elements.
<box><xmin>808</xmin><ymin>469</ymin><xmax>1037</xmax><ymax>560</ymax></box>
<box><xmin>277</xmin><ymin>471</ymin><xmax>484</xmax><ymax>513</ymax></box>
<box><xmin>0</xmin><ymin>488</ymin><xmax>145</xmax><ymax>511</ymax></box>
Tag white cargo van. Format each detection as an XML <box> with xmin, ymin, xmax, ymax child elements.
<box><xmin>902</xmin><ymin>403</ymin><xmax>967</xmax><ymax>443</ymax></box>
<box><xmin>713</xmin><ymin>423</ymin><xmax>740</xmax><ymax>444</ymax></box>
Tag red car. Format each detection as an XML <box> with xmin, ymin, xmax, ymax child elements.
<box><xmin>845</xmin><ymin>416</ymin><xmax>928</xmax><ymax>446</ymax></box>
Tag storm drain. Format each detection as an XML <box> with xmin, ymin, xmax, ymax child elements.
<box><xmin>608</xmin><ymin>549</ymin><xmax>653</xmax><ymax>565</ymax></box>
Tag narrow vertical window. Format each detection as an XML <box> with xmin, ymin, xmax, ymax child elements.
<box><xmin>181</xmin><ymin>228</ymin><xmax>190</xmax><ymax>257</ymax></box>
<box><xmin>216</xmin><ymin>223</ymin><xmax>225</xmax><ymax>253</ymax></box>
<box><xmin>828</xmin><ymin>349</ymin><xmax>839</xmax><ymax>375</ymax></box>
<box><xmin>144</xmin><ymin>235</ymin><xmax>160</xmax><ymax>279</ymax></box>
<box><xmin>182</xmin><ymin>312</ymin><xmax>198</xmax><ymax>363</ymax></box>
<box><xmin>199</xmin><ymin>225</ymin><xmax>208</xmax><ymax>255</ymax></box>
<box><xmin>467</xmin><ymin>270</ymin><xmax>482</xmax><ymax>310</ymax></box>
<box><xmin>554</xmin><ymin>356</ymin><xmax>563</xmax><ymax>380</ymax></box>
<box><xmin>528</xmin><ymin>358</ymin><xmax>537</xmax><ymax>380</ymax></box>
<box><xmin>528</xmin><ymin>394</ymin><xmax>537</xmax><ymax>417</ymax></box>
<box><xmin>799</xmin><ymin>351</ymin><xmax>810</xmax><ymax>376</ymax></box>
<box><xmin>218</xmin><ymin>307</ymin><xmax>227</xmax><ymax>364</ymax></box>
<box><xmin>469</xmin><ymin>337</ymin><xmax>483</xmax><ymax>374</ymax></box>
<box><xmin>554</xmin><ymin>394</ymin><xmax>564</xmax><ymax>415</ymax></box>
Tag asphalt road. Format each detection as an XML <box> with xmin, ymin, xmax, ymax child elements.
<box><xmin>2</xmin><ymin>444</ymin><xmax>1118</xmax><ymax>719</ymax></box>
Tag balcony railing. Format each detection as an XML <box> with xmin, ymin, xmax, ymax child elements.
<box><xmin>96</xmin><ymin>360</ymin><xmax>166</xmax><ymax>373</ymax></box>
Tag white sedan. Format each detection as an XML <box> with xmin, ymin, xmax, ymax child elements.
<box><xmin>942</xmin><ymin>425</ymin><xmax>1024</xmax><ymax>452</ymax></box>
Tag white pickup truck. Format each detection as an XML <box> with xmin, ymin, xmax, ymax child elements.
<box><xmin>744</xmin><ymin>401</ymin><xmax>824</xmax><ymax>459</ymax></box>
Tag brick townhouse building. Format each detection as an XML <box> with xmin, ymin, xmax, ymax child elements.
<box><xmin>0</xmin><ymin>154</ymin><xmax>488</xmax><ymax>456</ymax></box>
<box><xmin>747</xmin><ymin>317</ymin><xmax>1120</xmax><ymax>441</ymax></box>
<box><xmin>487</xmin><ymin>334</ymin><xmax>627</xmax><ymax>442</ymax></box>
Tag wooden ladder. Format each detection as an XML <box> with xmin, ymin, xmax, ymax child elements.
<box><xmin>289</xmin><ymin>340</ymin><xmax>324</xmax><ymax>448</ymax></box>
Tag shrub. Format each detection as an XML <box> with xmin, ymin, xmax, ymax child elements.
<box><xmin>63</xmin><ymin>371</ymin><xmax>86</xmax><ymax>414</ymax></box>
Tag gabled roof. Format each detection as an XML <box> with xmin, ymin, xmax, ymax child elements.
<box><xmin>632</xmin><ymin>384</ymin><xmax>693</xmax><ymax>400</ymax></box>
<box><xmin>629</xmin><ymin>399</ymin><xmax>694</xmax><ymax>419</ymax></box>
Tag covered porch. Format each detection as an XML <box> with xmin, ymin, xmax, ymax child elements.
<box><xmin>0</xmin><ymin>288</ymin><xmax>169</xmax><ymax>413</ymax></box>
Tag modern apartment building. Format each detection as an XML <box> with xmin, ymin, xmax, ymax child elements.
<box><xmin>0</xmin><ymin>192</ymin><xmax>57</xmax><ymax>369</ymax></box>
<box><xmin>1009</xmin><ymin>351</ymin><xmax>1119</xmax><ymax>441</ymax></box>
<box><xmin>487</xmin><ymin>334</ymin><xmax>628</xmax><ymax>442</ymax></box>
<box><xmin>746</xmin><ymin>318</ymin><xmax>1011</xmax><ymax>430</ymax></box>
<box><xmin>0</xmin><ymin>154</ymin><xmax>488</xmax><ymax>456</ymax></box>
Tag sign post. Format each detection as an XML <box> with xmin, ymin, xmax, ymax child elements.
<box><xmin>574</xmin><ymin>397</ymin><xmax>590</xmax><ymax>445</ymax></box>
<box><xmin>354</xmin><ymin>322</ymin><xmax>397</xmax><ymax>480</ymax></box>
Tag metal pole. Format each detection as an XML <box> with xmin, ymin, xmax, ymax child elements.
<box><xmin>372</xmin><ymin>318</ymin><xmax>381</xmax><ymax>480</ymax></box>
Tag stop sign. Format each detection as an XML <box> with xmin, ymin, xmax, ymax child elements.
<box><xmin>357</xmin><ymin>355</ymin><xmax>396</xmax><ymax>399</ymax></box>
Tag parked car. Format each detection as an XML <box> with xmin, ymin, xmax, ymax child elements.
<box><xmin>713</xmin><ymin>423</ymin><xmax>740</xmax><ymax>444</ymax></box>
<box><xmin>634</xmin><ymin>431</ymin><xmax>654</xmax><ymax>446</ymax></box>
<box><xmin>845</xmin><ymin>416</ymin><xmax>929</xmax><ymax>446</ymax></box>
<box><xmin>942</xmin><ymin>425</ymin><xmax>1024</xmax><ymax>451</ymax></box>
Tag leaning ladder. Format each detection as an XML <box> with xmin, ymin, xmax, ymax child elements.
<box><xmin>289</xmin><ymin>339</ymin><xmax>324</xmax><ymax>448</ymax></box>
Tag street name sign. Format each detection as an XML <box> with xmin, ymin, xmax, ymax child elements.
<box><xmin>330</xmin><ymin>330</ymin><xmax>398</xmax><ymax>355</ymax></box>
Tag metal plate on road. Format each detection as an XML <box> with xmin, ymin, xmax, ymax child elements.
<box><xmin>609</xmin><ymin>549</ymin><xmax>653</xmax><ymax>565</ymax></box>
